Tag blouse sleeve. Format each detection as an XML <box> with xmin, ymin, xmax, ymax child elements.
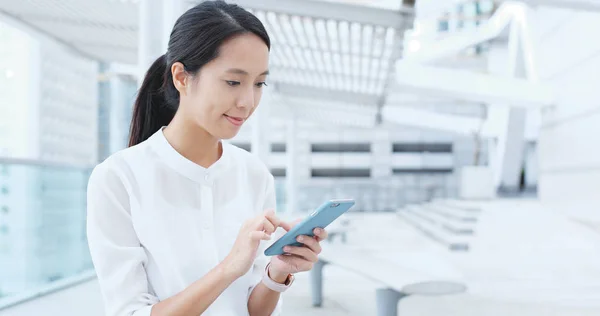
<box><xmin>247</xmin><ymin>174</ymin><xmax>283</xmax><ymax>315</ymax></box>
<box><xmin>86</xmin><ymin>162</ymin><xmax>159</xmax><ymax>316</ymax></box>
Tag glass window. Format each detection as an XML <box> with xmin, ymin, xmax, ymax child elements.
<box><xmin>0</xmin><ymin>165</ymin><xmax>8</xmax><ymax>176</ymax></box>
<box><xmin>392</xmin><ymin>143</ymin><xmax>453</xmax><ymax>153</ymax></box>
<box><xmin>271</xmin><ymin>168</ymin><xmax>286</xmax><ymax>177</ymax></box>
<box><xmin>311</xmin><ymin>143</ymin><xmax>371</xmax><ymax>153</ymax></box>
<box><xmin>231</xmin><ymin>143</ymin><xmax>251</xmax><ymax>152</ymax></box>
<box><xmin>271</xmin><ymin>143</ymin><xmax>286</xmax><ymax>153</ymax></box>
<box><xmin>311</xmin><ymin>168</ymin><xmax>371</xmax><ymax>177</ymax></box>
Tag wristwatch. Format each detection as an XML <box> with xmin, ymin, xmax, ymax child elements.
<box><xmin>262</xmin><ymin>263</ymin><xmax>294</xmax><ymax>292</ymax></box>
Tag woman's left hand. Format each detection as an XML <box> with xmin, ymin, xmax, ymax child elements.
<box><xmin>268</xmin><ymin>224</ymin><xmax>328</xmax><ymax>278</ymax></box>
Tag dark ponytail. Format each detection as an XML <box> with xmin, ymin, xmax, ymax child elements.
<box><xmin>128</xmin><ymin>54</ymin><xmax>174</xmax><ymax>147</ymax></box>
<box><xmin>128</xmin><ymin>0</ymin><xmax>271</xmax><ymax>147</ymax></box>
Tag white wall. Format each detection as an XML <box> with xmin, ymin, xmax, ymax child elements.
<box><xmin>0</xmin><ymin>11</ymin><xmax>99</xmax><ymax>166</ymax></box>
<box><xmin>38</xmin><ymin>38</ymin><xmax>99</xmax><ymax>165</ymax></box>
<box><xmin>0</xmin><ymin>20</ymin><xmax>37</xmax><ymax>158</ymax></box>
<box><xmin>533</xmin><ymin>7</ymin><xmax>600</xmax><ymax>223</ymax></box>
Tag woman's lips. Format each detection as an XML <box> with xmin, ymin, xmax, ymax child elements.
<box><xmin>224</xmin><ymin>114</ymin><xmax>244</xmax><ymax>126</ymax></box>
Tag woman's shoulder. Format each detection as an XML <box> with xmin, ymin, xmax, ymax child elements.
<box><xmin>224</xmin><ymin>142</ymin><xmax>272</xmax><ymax>179</ymax></box>
<box><xmin>89</xmin><ymin>142</ymin><xmax>151</xmax><ymax>187</ymax></box>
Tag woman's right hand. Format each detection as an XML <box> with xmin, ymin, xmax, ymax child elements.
<box><xmin>222</xmin><ymin>209</ymin><xmax>288</xmax><ymax>279</ymax></box>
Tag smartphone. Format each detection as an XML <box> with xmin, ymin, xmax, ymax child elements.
<box><xmin>264</xmin><ymin>199</ymin><xmax>355</xmax><ymax>256</ymax></box>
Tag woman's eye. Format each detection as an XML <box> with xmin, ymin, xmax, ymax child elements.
<box><xmin>226</xmin><ymin>80</ymin><xmax>240</xmax><ymax>86</ymax></box>
<box><xmin>255</xmin><ymin>82</ymin><xmax>268</xmax><ymax>88</ymax></box>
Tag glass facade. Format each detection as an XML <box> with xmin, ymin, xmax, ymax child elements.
<box><xmin>0</xmin><ymin>161</ymin><xmax>92</xmax><ymax>301</ymax></box>
<box><xmin>0</xmin><ymin>18</ymin><xmax>97</xmax><ymax>306</ymax></box>
<box><xmin>0</xmin><ymin>20</ymin><xmax>36</xmax><ymax>158</ymax></box>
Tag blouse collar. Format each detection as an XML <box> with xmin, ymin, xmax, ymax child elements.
<box><xmin>147</xmin><ymin>127</ymin><xmax>230</xmax><ymax>185</ymax></box>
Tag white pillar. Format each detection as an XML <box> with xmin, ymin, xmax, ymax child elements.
<box><xmin>524</xmin><ymin>141</ymin><xmax>538</xmax><ymax>188</ymax></box>
<box><xmin>499</xmin><ymin>108</ymin><xmax>527</xmax><ymax>190</ymax></box>
<box><xmin>138</xmin><ymin>0</ymin><xmax>164</xmax><ymax>84</ymax></box>
<box><xmin>285</xmin><ymin>117</ymin><xmax>298</xmax><ymax>214</ymax></box>
<box><xmin>251</xmin><ymin>92</ymin><xmax>272</xmax><ymax>163</ymax></box>
<box><xmin>162</xmin><ymin>0</ymin><xmax>187</xmax><ymax>52</ymax></box>
<box><xmin>371</xmin><ymin>128</ymin><xmax>392</xmax><ymax>211</ymax></box>
<box><xmin>371</xmin><ymin>128</ymin><xmax>392</xmax><ymax>179</ymax></box>
<box><xmin>488</xmin><ymin>20</ymin><xmax>527</xmax><ymax>192</ymax></box>
<box><xmin>109</xmin><ymin>76</ymin><xmax>127</xmax><ymax>154</ymax></box>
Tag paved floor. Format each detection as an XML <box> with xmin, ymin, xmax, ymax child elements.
<box><xmin>3</xmin><ymin>269</ymin><xmax>599</xmax><ymax>316</ymax></box>
<box><xmin>2</xmin><ymin>199</ymin><xmax>600</xmax><ymax>316</ymax></box>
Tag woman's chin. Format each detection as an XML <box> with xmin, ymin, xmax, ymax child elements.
<box><xmin>217</xmin><ymin>127</ymin><xmax>241</xmax><ymax>140</ymax></box>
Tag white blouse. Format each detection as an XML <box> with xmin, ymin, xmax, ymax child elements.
<box><xmin>86</xmin><ymin>128</ymin><xmax>283</xmax><ymax>316</ymax></box>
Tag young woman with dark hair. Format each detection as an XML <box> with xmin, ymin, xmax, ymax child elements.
<box><xmin>86</xmin><ymin>2</ymin><xmax>328</xmax><ymax>315</ymax></box>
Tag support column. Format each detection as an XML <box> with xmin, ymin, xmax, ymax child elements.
<box><xmin>162</xmin><ymin>0</ymin><xmax>186</xmax><ymax>52</ymax></box>
<box><xmin>371</xmin><ymin>128</ymin><xmax>392</xmax><ymax>211</ymax></box>
<box><xmin>285</xmin><ymin>117</ymin><xmax>298</xmax><ymax>214</ymax></box>
<box><xmin>138</xmin><ymin>0</ymin><xmax>164</xmax><ymax>84</ymax></box>
<box><xmin>499</xmin><ymin>108</ymin><xmax>527</xmax><ymax>192</ymax></box>
<box><xmin>375</xmin><ymin>288</ymin><xmax>406</xmax><ymax>316</ymax></box>
<box><xmin>488</xmin><ymin>20</ymin><xmax>527</xmax><ymax>193</ymax></box>
<box><xmin>371</xmin><ymin>128</ymin><xmax>392</xmax><ymax>179</ymax></box>
<box><xmin>108</xmin><ymin>76</ymin><xmax>127</xmax><ymax>154</ymax></box>
<box><xmin>311</xmin><ymin>260</ymin><xmax>328</xmax><ymax>307</ymax></box>
<box><xmin>251</xmin><ymin>91</ymin><xmax>272</xmax><ymax>163</ymax></box>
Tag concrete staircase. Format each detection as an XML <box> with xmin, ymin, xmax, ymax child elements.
<box><xmin>397</xmin><ymin>200</ymin><xmax>481</xmax><ymax>251</ymax></box>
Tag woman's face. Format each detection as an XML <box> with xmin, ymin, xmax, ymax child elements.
<box><xmin>176</xmin><ymin>33</ymin><xmax>270</xmax><ymax>140</ymax></box>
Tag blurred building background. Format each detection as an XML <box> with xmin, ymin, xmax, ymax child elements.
<box><xmin>1</xmin><ymin>0</ymin><xmax>599</xmax><ymax>315</ymax></box>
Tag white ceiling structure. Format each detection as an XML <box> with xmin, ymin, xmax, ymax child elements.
<box><xmin>501</xmin><ymin>0</ymin><xmax>600</xmax><ymax>11</ymax></box>
<box><xmin>210</xmin><ymin>0</ymin><xmax>498</xmax><ymax>135</ymax></box>
<box><xmin>398</xmin><ymin>1</ymin><xmax>554</xmax><ymax>107</ymax></box>
<box><xmin>0</xmin><ymin>0</ymin><xmax>557</xmax><ymax>137</ymax></box>
<box><xmin>0</xmin><ymin>0</ymin><xmax>139</xmax><ymax>64</ymax></box>
<box><xmin>225</xmin><ymin>0</ymin><xmax>414</xmax><ymax>117</ymax></box>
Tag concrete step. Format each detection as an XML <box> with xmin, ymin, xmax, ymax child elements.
<box><xmin>406</xmin><ymin>205</ymin><xmax>475</xmax><ymax>235</ymax></box>
<box><xmin>424</xmin><ymin>204</ymin><xmax>479</xmax><ymax>224</ymax></box>
<box><xmin>437</xmin><ymin>199</ymin><xmax>483</xmax><ymax>213</ymax></box>
<box><xmin>397</xmin><ymin>207</ymin><xmax>470</xmax><ymax>252</ymax></box>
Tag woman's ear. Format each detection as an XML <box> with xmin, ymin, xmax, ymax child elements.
<box><xmin>171</xmin><ymin>62</ymin><xmax>188</xmax><ymax>96</ymax></box>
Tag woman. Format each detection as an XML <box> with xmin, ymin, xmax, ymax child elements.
<box><xmin>86</xmin><ymin>1</ymin><xmax>328</xmax><ymax>315</ymax></box>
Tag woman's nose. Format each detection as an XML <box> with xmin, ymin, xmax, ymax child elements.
<box><xmin>237</xmin><ymin>87</ymin><xmax>255</xmax><ymax>109</ymax></box>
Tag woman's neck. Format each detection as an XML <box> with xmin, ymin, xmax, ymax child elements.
<box><xmin>162</xmin><ymin>114</ymin><xmax>222</xmax><ymax>169</ymax></box>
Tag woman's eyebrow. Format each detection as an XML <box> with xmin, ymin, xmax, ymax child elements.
<box><xmin>225</xmin><ymin>68</ymin><xmax>269</xmax><ymax>76</ymax></box>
